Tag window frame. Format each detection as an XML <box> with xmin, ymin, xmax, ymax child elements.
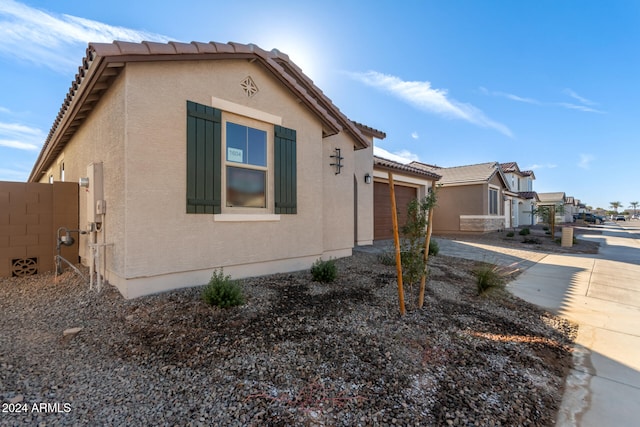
<box><xmin>221</xmin><ymin>112</ymin><xmax>273</xmax><ymax>214</ymax></box>
<box><xmin>488</xmin><ymin>186</ymin><xmax>499</xmax><ymax>215</ymax></box>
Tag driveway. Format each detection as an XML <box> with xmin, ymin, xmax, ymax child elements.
<box><xmin>505</xmin><ymin>223</ymin><xmax>640</xmax><ymax>427</ymax></box>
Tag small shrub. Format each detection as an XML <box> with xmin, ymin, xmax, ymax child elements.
<box><xmin>474</xmin><ymin>263</ymin><xmax>506</xmax><ymax>295</ymax></box>
<box><xmin>428</xmin><ymin>239</ymin><xmax>439</xmax><ymax>256</ymax></box>
<box><xmin>518</xmin><ymin>227</ymin><xmax>530</xmax><ymax>236</ymax></box>
<box><xmin>378</xmin><ymin>251</ymin><xmax>396</xmax><ymax>266</ymax></box>
<box><xmin>542</xmin><ymin>226</ymin><xmax>549</xmax><ymax>231</ymax></box>
<box><xmin>522</xmin><ymin>237</ymin><xmax>541</xmax><ymax>245</ymax></box>
<box><xmin>506</xmin><ymin>231</ymin><xmax>515</xmax><ymax>238</ymax></box>
<box><xmin>202</xmin><ymin>269</ymin><xmax>245</xmax><ymax>308</ymax></box>
<box><xmin>311</xmin><ymin>258</ymin><xmax>337</xmax><ymax>283</ymax></box>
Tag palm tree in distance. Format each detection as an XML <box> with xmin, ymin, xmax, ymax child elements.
<box><xmin>630</xmin><ymin>201</ymin><xmax>639</xmax><ymax>217</ymax></box>
<box><xmin>610</xmin><ymin>201</ymin><xmax>622</xmax><ymax>213</ymax></box>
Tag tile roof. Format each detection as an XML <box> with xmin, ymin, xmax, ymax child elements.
<box><xmin>410</xmin><ymin>161</ymin><xmax>504</xmax><ymax>185</ymax></box>
<box><xmin>500</xmin><ymin>162</ymin><xmax>519</xmax><ymax>173</ymax></box>
<box><xmin>374</xmin><ymin>156</ymin><xmax>441</xmax><ymax>181</ymax></box>
<box><xmin>517</xmin><ymin>191</ymin><xmax>539</xmax><ymax>201</ymax></box>
<box><xmin>500</xmin><ymin>162</ymin><xmax>536</xmax><ymax>179</ymax></box>
<box><xmin>537</xmin><ymin>192</ymin><xmax>566</xmax><ymax>203</ymax></box>
<box><xmin>29</xmin><ymin>40</ymin><xmax>377</xmax><ymax>181</ymax></box>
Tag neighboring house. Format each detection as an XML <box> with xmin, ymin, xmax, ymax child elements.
<box><xmin>371</xmin><ymin>156</ymin><xmax>441</xmax><ymax>240</ymax></box>
<box><xmin>537</xmin><ymin>192</ymin><xmax>569</xmax><ymax>224</ymax></box>
<box><xmin>410</xmin><ymin>161</ymin><xmax>510</xmax><ymax>233</ymax></box>
<box><xmin>28</xmin><ymin>40</ymin><xmax>385</xmax><ymax>298</ymax></box>
<box><xmin>565</xmin><ymin>196</ymin><xmax>580</xmax><ymax>219</ymax></box>
<box><xmin>500</xmin><ymin>162</ymin><xmax>538</xmax><ymax>227</ymax></box>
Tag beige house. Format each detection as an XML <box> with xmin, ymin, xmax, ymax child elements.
<box><xmin>28</xmin><ymin>40</ymin><xmax>384</xmax><ymax>298</ymax></box>
<box><xmin>537</xmin><ymin>192</ymin><xmax>571</xmax><ymax>223</ymax></box>
<box><xmin>500</xmin><ymin>162</ymin><xmax>538</xmax><ymax>228</ymax></box>
<box><xmin>410</xmin><ymin>161</ymin><xmax>510</xmax><ymax>233</ymax></box>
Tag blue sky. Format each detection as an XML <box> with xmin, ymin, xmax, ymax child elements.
<box><xmin>1</xmin><ymin>0</ymin><xmax>639</xmax><ymax>211</ymax></box>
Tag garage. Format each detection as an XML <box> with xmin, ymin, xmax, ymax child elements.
<box><xmin>373</xmin><ymin>181</ymin><xmax>417</xmax><ymax>240</ymax></box>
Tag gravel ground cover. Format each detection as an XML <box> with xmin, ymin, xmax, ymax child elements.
<box><xmin>1</xmin><ymin>239</ymin><xmax>580</xmax><ymax>426</ymax></box>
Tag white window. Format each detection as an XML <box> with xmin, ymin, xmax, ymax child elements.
<box><xmin>489</xmin><ymin>187</ymin><xmax>499</xmax><ymax>215</ymax></box>
<box><xmin>223</xmin><ymin>116</ymin><xmax>270</xmax><ymax>210</ymax></box>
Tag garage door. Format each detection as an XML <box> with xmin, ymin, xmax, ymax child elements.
<box><xmin>374</xmin><ymin>182</ymin><xmax>417</xmax><ymax>240</ymax></box>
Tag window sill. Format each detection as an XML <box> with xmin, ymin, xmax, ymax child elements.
<box><xmin>213</xmin><ymin>214</ymin><xmax>281</xmax><ymax>222</ymax></box>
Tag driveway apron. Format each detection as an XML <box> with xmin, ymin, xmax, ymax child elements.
<box><xmin>505</xmin><ymin>225</ymin><xmax>640</xmax><ymax>427</ymax></box>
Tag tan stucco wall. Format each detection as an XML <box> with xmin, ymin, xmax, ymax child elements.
<box><xmin>39</xmin><ymin>74</ymin><xmax>127</xmax><ymax>278</ymax></box>
<box><xmin>433</xmin><ymin>180</ymin><xmax>507</xmax><ymax>234</ymax></box>
<box><xmin>41</xmin><ymin>59</ymin><xmax>366</xmax><ymax>297</ymax></box>
<box><xmin>354</xmin><ymin>145</ymin><xmax>374</xmax><ymax>245</ymax></box>
<box><xmin>433</xmin><ymin>184</ymin><xmax>483</xmax><ymax>233</ymax></box>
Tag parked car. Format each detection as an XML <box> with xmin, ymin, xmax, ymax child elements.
<box><xmin>573</xmin><ymin>213</ymin><xmax>604</xmax><ymax>224</ymax></box>
<box><xmin>615</xmin><ymin>215</ymin><xmax>626</xmax><ymax>221</ymax></box>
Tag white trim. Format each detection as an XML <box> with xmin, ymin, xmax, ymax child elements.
<box><xmin>212</xmin><ymin>96</ymin><xmax>282</xmax><ymax>125</ymax></box>
<box><xmin>213</xmin><ymin>214</ymin><xmax>281</xmax><ymax>222</ymax></box>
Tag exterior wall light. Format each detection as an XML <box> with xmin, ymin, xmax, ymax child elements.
<box><xmin>364</xmin><ymin>173</ymin><xmax>372</xmax><ymax>184</ymax></box>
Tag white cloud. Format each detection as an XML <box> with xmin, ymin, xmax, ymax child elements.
<box><xmin>349</xmin><ymin>71</ymin><xmax>512</xmax><ymax>137</ymax></box>
<box><xmin>479</xmin><ymin>87</ymin><xmax>540</xmax><ymax>105</ymax></box>
<box><xmin>525</xmin><ymin>163</ymin><xmax>558</xmax><ymax>170</ymax></box>
<box><xmin>563</xmin><ymin>89</ymin><xmax>596</xmax><ymax>106</ymax></box>
<box><xmin>411</xmin><ymin>131</ymin><xmax>419</xmax><ymax>140</ymax></box>
<box><xmin>0</xmin><ymin>121</ymin><xmax>43</xmax><ymax>150</ymax></box>
<box><xmin>481</xmin><ymin>86</ymin><xmax>605</xmax><ymax>114</ymax></box>
<box><xmin>0</xmin><ymin>139</ymin><xmax>39</xmax><ymax>150</ymax></box>
<box><xmin>556</xmin><ymin>102</ymin><xmax>605</xmax><ymax>114</ymax></box>
<box><xmin>578</xmin><ymin>153</ymin><xmax>595</xmax><ymax>170</ymax></box>
<box><xmin>0</xmin><ymin>0</ymin><xmax>172</xmax><ymax>73</ymax></box>
<box><xmin>373</xmin><ymin>146</ymin><xmax>419</xmax><ymax>164</ymax></box>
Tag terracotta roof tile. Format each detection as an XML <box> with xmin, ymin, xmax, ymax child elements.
<box><xmin>374</xmin><ymin>156</ymin><xmax>441</xmax><ymax>181</ymax></box>
<box><xmin>500</xmin><ymin>162</ymin><xmax>518</xmax><ymax>173</ymax></box>
<box><xmin>30</xmin><ymin>40</ymin><xmax>380</xmax><ymax>181</ymax></box>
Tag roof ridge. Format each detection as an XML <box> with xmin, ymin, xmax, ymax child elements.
<box><xmin>30</xmin><ymin>40</ymin><xmax>377</xmax><ymax>180</ymax></box>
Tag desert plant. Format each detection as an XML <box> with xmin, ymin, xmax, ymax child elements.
<box><xmin>202</xmin><ymin>269</ymin><xmax>245</xmax><ymax>308</ymax></box>
<box><xmin>428</xmin><ymin>239</ymin><xmax>439</xmax><ymax>256</ymax></box>
<box><xmin>518</xmin><ymin>227</ymin><xmax>530</xmax><ymax>236</ymax></box>
<box><xmin>474</xmin><ymin>263</ymin><xmax>506</xmax><ymax>295</ymax></box>
<box><xmin>506</xmin><ymin>231</ymin><xmax>515</xmax><ymax>238</ymax></box>
<box><xmin>310</xmin><ymin>258</ymin><xmax>337</xmax><ymax>283</ymax></box>
<box><xmin>522</xmin><ymin>237</ymin><xmax>541</xmax><ymax>244</ymax></box>
<box><xmin>378</xmin><ymin>251</ymin><xmax>396</xmax><ymax>266</ymax></box>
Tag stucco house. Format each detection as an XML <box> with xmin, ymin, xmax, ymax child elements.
<box><xmin>28</xmin><ymin>40</ymin><xmax>385</xmax><ymax>298</ymax></box>
<box><xmin>410</xmin><ymin>161</ymin><xmax>509</xmax><ymax>233</ymax></box>
<box><xmin>499</xmin><ymin>162</ymin><xmax>538</xmax><ymax>228</ymax></box>
<box><xmin>371</xmin><ymin>156</ymin><xmax>441</xmax><ymax>240</ymax></box>
<box><xmin>537</xmin><ymin>192</ymin><xmax>570</xmax><ymax>223</ymax></box>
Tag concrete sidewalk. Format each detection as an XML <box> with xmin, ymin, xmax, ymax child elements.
<box><xmin>507</xmin><ymin>226</ymin><xmax>640</xmax><ymax>427</ymax></box>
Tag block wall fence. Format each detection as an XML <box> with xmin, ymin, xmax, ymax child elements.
<box><xmin>0</xmin><ymin>181</ymin><xmax>78</xmax><ymax>277</ymax></box>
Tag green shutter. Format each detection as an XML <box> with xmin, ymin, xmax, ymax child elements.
<box><xmin>274</xmin><ymin>125</ymin><xmax>297</xmax><ymax>214</ymax></box>
<box><xmin>186</xmin><ymin>101</ymin><xmax>221</xmax><ymax>214</ymax></box>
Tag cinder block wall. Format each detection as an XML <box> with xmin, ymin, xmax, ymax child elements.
<box><xmin>0</xmin><ymin>181</ymin><xmax>78</xmax><ymax>277</ymax></box>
